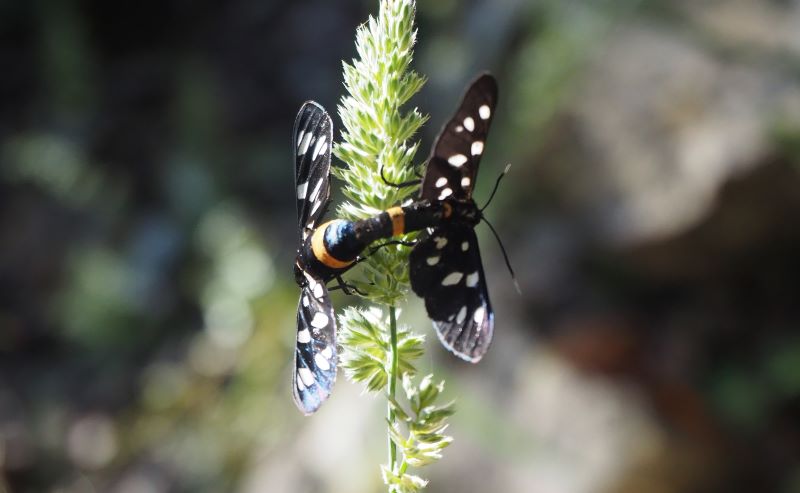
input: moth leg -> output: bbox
[330,275,368,296]
[380,164,422,189]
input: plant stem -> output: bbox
[388,304,399,473]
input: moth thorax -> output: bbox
[450,200,481,226]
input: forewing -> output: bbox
[294,101,333,243]
[420,73,498,201]
[292,273,337,415]
[409,224,494,362]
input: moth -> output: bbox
[409,73,500,363]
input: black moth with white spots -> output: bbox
[410,73,498,362]
[292,101,337,415]
[290,74,503,413]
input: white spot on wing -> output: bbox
[438,188,453,200]
[297,329,311,344]
[471,141,484,156]
[466,271,479,288]
[315,353,331,371]
[298,367,315,387]
[473,306,486,324]
[307,180,325,216]
[441,272,463,286]
[309,178,324,201]
[456,305,467,324]
[479,104,491,120]
[298,132,312,155]
[302,295,309,307]
[297,181,308,199]
[296,131,305,149]
[296,376,305,391]
[310,312,329,329]
[321,346,333,359]
[463,116,475,132]
[308,279,324,300]
[312,136,328,160]
[310,199,322,216]
[461,177,471,188]
[455,125,464,133]
[448,154,468,167]
[434,237,448,249]
[435,177,448,188]
[461,241,469,251]
[426,256,440,266]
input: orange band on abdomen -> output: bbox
[311,220,355,269]
[386,206,405,236]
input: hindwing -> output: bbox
[409,224,494,362]
[292,272,337,415]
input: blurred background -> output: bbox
[2,0,800,492]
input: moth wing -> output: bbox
[409,224,494,362]
[294,101,334,243]
[420,74,498,201]
[292,274,337,415]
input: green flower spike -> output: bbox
[332,1,455,491]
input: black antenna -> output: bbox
[480,163,511,212]
[482,216,522,295]
[480,163,520,294]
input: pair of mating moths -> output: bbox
[292,74,500,415]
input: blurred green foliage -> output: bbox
[1,1,800,492]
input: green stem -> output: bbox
[388,305,399,474]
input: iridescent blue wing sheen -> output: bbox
[409,224,494,362]
[292,273,337,415]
